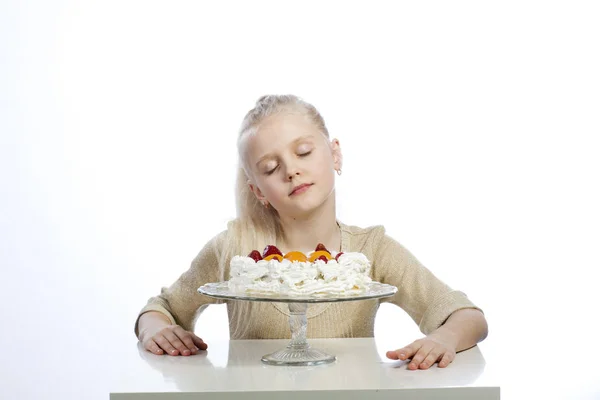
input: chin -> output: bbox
[291,200,333,219]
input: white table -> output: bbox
[110,338,499,399]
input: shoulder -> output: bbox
[339,220,386,237]
[338,221,388,255]
[339,220,414,261]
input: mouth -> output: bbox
[289,183,313,196]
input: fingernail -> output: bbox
[193,346,199,351]
[171,350,177,355]
[399,353,406,359]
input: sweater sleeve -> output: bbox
[134,230,227,336]
[371,230,482,335]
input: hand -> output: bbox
[386,335,457,370]
[140,324,208,356]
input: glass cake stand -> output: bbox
[197,282,397,366]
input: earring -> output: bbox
[336,169,342,176]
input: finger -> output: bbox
[154,334,179,356]
[164,330,191,356]
[419,347,444,370]
[173,327,200,355]
[386,349,410,360]
[191,333,208,351]
[144,338,164,355]
[408,343,434,370]
[438,352,454,368]
[387,341,421,361]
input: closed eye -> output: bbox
[265,151,311,175]
[265,165,278,175]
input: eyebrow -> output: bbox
[255,135,314,168]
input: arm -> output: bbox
[387,308,488,370]
[430,308,488,353]
[370,232,487,369]
[137,310,209,356]
[138,310,172,335]
[135,231,227,355]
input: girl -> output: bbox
[135,95,488,370]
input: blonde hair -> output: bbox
[216,96,330,272]
[240,96,328,219]
[214,95,331,338]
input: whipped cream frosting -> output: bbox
[228,252,372,295]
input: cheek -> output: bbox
[312,151,335,173]
[306,156,335,190]
[257,177,284,198]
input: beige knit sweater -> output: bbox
[135,221,481,339]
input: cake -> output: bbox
[227,243,373,295]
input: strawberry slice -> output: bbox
[317,255,329,262]
[262,245,283,258]
[335,252,344,261]
[248,250,262,262]
[315,243,330,254]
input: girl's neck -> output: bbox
[276,202,341,255]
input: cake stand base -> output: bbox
[261,347,336,366]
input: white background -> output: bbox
[1,1,599,399]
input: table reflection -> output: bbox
[136,338,487,392]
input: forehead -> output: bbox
[246,113,322,157]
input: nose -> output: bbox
[285,162,301,181]
[287,171,300,181]
[284,157,302,181]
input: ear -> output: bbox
[247,180,267,202]
[330,138,343,171]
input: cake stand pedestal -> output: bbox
[198,282,397,366]
[261,302,334,366]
